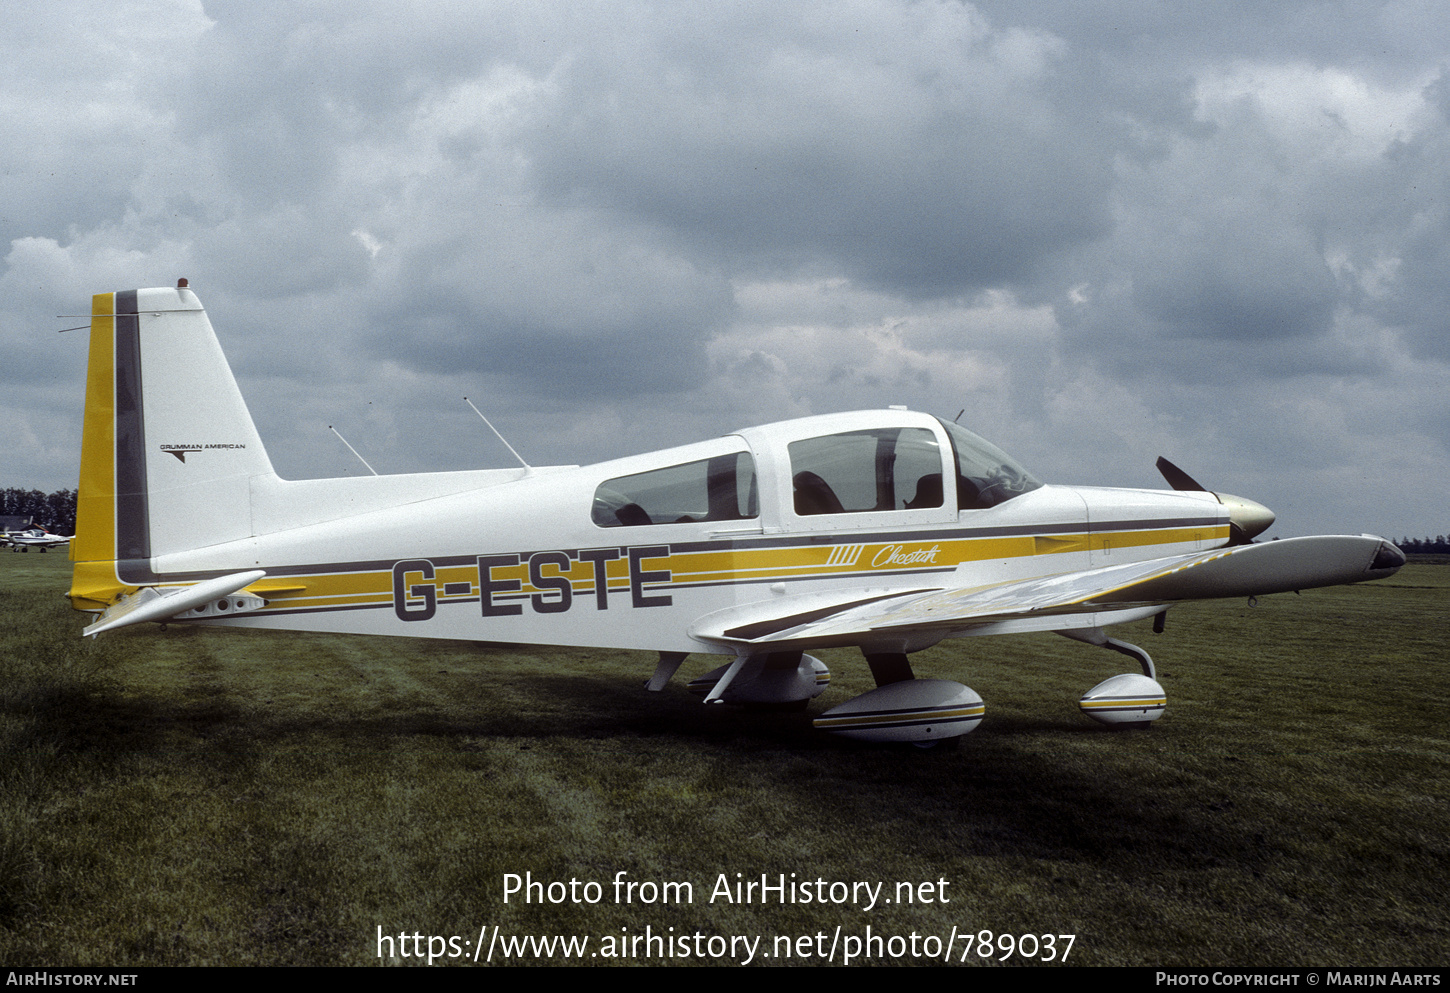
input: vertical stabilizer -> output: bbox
[70,286,274,608]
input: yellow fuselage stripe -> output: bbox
[72,488,1224,615]
[252,525,1220,609]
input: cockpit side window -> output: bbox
[592,452,758,527]
[787,428,944,516]
[938,419,1043,509]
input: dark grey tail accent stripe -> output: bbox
[113,289,150,564]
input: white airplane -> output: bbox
[6,527,72,552]
[67,283,1406,745]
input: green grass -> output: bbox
[2,554,1446,966]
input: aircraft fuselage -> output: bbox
[114,410,1229,655]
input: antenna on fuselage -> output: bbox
[328,425,378,476]
[464,397,532,471]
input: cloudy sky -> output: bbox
[4,0,1447,540]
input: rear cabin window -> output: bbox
[788,428,945,516]
[592,452,759,527]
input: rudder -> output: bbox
[70,284,274,609]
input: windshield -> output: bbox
[937,419,1043,509]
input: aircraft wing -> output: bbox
[689,534,1404,650]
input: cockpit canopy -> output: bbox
[937,418,1043,509]
[788,420,1041,515]
[788,427,943,515]
[590,412,1042,527]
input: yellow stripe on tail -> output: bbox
[69,293,128,610]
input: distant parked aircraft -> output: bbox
[5,526,72,552]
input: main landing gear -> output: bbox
[654,616,1169,743]
[663,647,983,746]
[655,650,830,709]
[812,652,983,746]
[807,623,1169,744]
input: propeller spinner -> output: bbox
[1156,457,1276,545]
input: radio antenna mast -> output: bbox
[464,397,532,471]
[329,425,378,475]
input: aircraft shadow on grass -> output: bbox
[22,637,1277,872]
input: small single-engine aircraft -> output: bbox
[68,283,1405,745]
[6,526,72,552]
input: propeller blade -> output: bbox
[1155,457,1275,544]
[1156,456,1207,492]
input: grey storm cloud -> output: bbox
[2,0,1448,538]
[518,2,1117,296]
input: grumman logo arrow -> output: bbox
[159,443,247,463]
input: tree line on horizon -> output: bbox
[1,488,77,535]
[1394,535,1450,555]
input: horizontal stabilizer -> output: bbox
[83,570,267,638]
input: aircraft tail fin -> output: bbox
[70,285,275,609]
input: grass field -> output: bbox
[2,552,1446,966]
